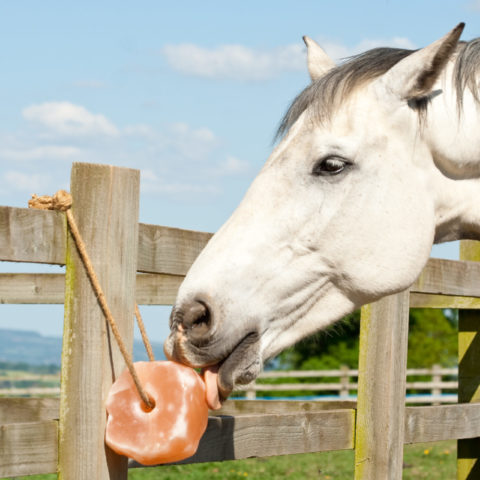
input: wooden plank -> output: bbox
[0,273,65,303]
[258,369,360,378]
[410,293,480,309]
[240,383,358,391]
[215,399,357,416]
[129,409,355,468]
[405,403,480,444]
[0,206,66,264]
[58,163,140,480]
[0,397,59,424]
[412,257,480,297]
[0,272,183,305]
[136,273,183,304]
[458,240,480,480]
[0,205,211,275]
[137,223,212,275]
[354,290,410,480]
[0,387,59,395]
[0,420,57,477]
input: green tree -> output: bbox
[274,309,457,370]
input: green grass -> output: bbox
[3,441,457,480]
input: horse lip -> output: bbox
[166,329,261,403]
[215,330,262,399]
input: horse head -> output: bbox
[164,24,480,409]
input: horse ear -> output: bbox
[303,36,335,81]
[378,23,464,100]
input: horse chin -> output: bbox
[214,330,262,401]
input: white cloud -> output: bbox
[211,156,249,176]
[162,37,416,80]
[162,43,304,81]
[140,169,220,195]
[22,102,119,137]
[4,170,51,192]
[0,145,81,161]
[0,101,249,204]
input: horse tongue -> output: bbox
[203,365,222,410]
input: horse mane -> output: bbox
[276,38,480,140]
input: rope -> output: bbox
[135,304,155,362]
[29,190,154,409]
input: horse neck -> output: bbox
[425,61,480,179]
[427,62,480,243]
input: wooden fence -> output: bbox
[0,366,459,404]
[1,162,480,479]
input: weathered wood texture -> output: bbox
[457,240,480,480]
[0,272,183,305]
[410,293,480,309]
[58,163,140,480]
[3,401,480,476]
[0,420,58,477]
[411,257,480,297]
[354,290,410,480]
[0,397,59,424]
[405,403,480,444]
[0,273,65,303]
[0,205,211,276]
[137,223,212,274]
[0,206,66,264]
[129,409,356,468]
[216,400,357,416]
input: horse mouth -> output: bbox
[165,330,261,410]
[203,331,261,409]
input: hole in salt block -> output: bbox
[140,395,156,413]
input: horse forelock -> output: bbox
[275,38,480,141]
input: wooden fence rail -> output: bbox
[0,366,459,403]
[1,162,480,479]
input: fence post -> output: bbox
[457,240,480,479]
[340,365,350,398]
[431,364,441,406]
[354,290,410,480]
[58,163,140,480]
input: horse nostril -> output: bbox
[180,300,212,343]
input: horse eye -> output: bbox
[312,157,348,176]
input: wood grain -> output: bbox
[457,240,480,480]
[411,257,480,297]
[128,409,355,468]
[405,403,480,444]
[137,223,212,275]
[354,290,410,480]
[0,420,57,477]
[0,398,59,424]
[58,163,139,480]
[0,206,66,265]
[0,272,183,305]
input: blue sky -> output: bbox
[1,0,479,344]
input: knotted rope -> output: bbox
[29,190,155,408]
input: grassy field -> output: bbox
[4,440,456,479]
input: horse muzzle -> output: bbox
[164,299,262,408]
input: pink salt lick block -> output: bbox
[105,361,209,465]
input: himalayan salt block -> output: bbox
[105,361,209,465]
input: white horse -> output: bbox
[164,23,480,409]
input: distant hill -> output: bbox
[0,329,166,366]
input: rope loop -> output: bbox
[29,190,154,408]
[29,190,73,212]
